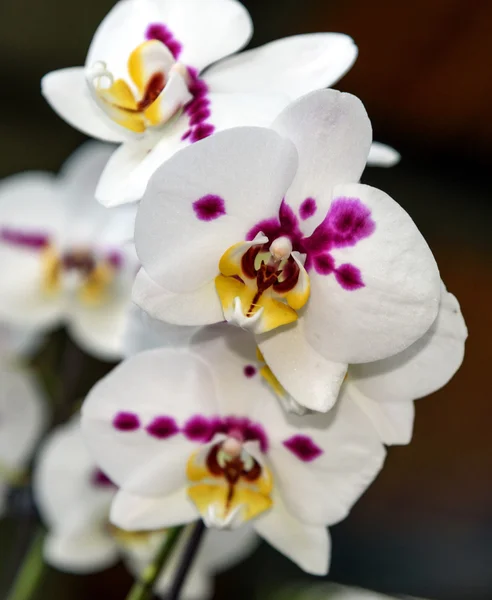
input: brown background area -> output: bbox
[0,0,491,599]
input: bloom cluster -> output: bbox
[0,0,467,597]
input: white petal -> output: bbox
[42,68,127,143]
[81,348,219,496]
[96,91,288,206]
[305,183,441,364]
[345,383,415,446]
[123,304,200,357]
[205,33,357,99]
[264,394,386,526]
[272,89,372,229]
[33,419,114,532]
[135,127,297,292]
[198,526,259,573]
[44,531,119,574]
[367,142,401,168]
[0,368,47,471]
[0,323,44,361]
[254,495,330,575]
[349,286,466,402]
[257,319,347,412]
[110,488,197,530]
[132,268,223,326]
[87,0,252,75]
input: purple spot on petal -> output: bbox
[106,250,123,269]
[190,123,215,142]
[283,435,323,462]
[299,197,317,220]
[326,197,375,247]
[243,365,257,378]
[193,194,226,221]
[0,227,50,250]
[146,416,179,439]
[335,264,365,290]
[189,108,211,126]
[181,129,192,141]
[113,412,140,431]
[244,422,269,453]
[145,23,182,59]
[91,469,116,489]
[313,253,335,275]
[183,415,215,442]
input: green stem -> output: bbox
[125,526,184,600]
[6,529,45,600]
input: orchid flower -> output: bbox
[133,89,441,413]
[34,418,258,597]
[0,142,138,361]
[81,326,386,575]
[41,0,393,207]
[0,326,47,516]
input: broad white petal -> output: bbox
[349,286,466,402]
[81,348,219,496]
[111,488,197,530]
[42,68,127,143]
[96,91,288,206]
[272,89,371,229]
[257,318,347,412]
[135,127,297,292]
[305,183,441,364]
[87,0,252,75]
[345,383,415,446]
[367,142,401,168]
[254,496,330,575]
[44,531,119,574]
[206,33,357,98]
[132,268,223,326]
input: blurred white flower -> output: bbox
[81,326,386,575]
[34,418,258,597]
[133,89,441,413]
[0,142,138,361]
[40,0,398,207]
[0,329,47,515]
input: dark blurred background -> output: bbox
[0,0,491,598]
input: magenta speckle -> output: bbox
[189,109,211,126]
[313,253,335,275]
[299,197,317,220]
[193,195,226,221]
[113,412,140,432]
[181,129,192,141]
[283,435,323,462]
[335,264,364,290]
[146,416,179,439]
[183,415,215,442]
[244,422,268,453]
[190,123,215,142]
[244,365,257,378]
[326,197,375,247]
[0,227,50,250]
[106,250,123,269]
[91,469,116,489]
[145,23,182,59]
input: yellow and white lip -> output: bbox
[215,236,311,335]
[186,441,273,529]
[40,247,117,307]
[87,40,192,134]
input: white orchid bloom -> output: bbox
[81,326,386,575]
[0,142,138,361]
[0,328,47,516]
[40,0,398,207]
[132,89,441,413]
[34,419,258,597]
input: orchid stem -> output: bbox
[125,526,184,600]
[167,521,206,600]
[5,528,45,600]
